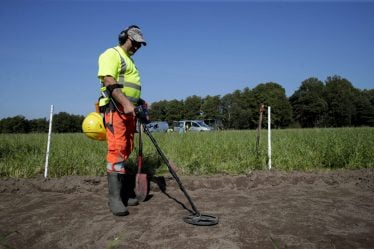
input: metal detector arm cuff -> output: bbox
[135,105,150,124]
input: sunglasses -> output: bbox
[130,39,142,48]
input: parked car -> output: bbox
[173,120,212,132]
[204,119,224,130]
[146,121,169,133]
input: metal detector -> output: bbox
[142,125,219,226]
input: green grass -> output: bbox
[1,128,373,178]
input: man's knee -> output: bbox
[106,161,126,174]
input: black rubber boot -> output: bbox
[120,174,139,206]
[107,173,129,216]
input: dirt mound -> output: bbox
[1,169,374,248]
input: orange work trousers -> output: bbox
[104,110,136,173]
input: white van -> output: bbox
[146,121,169,133]
[173,120,212,132]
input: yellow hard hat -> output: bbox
[82,112,106,141]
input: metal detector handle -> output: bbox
[137,122,143,173]
[143,125,200,215]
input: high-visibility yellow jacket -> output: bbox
[97,46,141,104]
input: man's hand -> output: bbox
[112,88,135,115]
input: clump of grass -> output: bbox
[270,236,288,249]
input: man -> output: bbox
[97,25,147,216]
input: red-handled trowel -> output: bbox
[135,123,148,202]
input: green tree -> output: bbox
[53,112,84,133]
[149,100,168,121]
[252,82,293,128]
[201,95,222,120]
[222,90,244,129]
[165,99,184,123]
[28,118,49,132]
[184,95,202,120]
[220,93,234,128]
[220,88,258,129]
[0,115,29,133]
[324,75,355,127]
[289,77,327,127]
[363,89,374,106]
[241,87,257,129]
[352,89,374,126]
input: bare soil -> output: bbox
[1,169,374,249]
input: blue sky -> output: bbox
[0,0,373,119]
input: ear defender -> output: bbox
[118,30,127,45]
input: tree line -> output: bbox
[1,75,373,133]
[0,112,84,133]
[150,75,374,129]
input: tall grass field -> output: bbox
[1,128,373,178]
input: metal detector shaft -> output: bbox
[143,125,200,215]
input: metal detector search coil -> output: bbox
[143,125,219,226]
[183,214,219,226]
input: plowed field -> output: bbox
[1,169,373,249]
